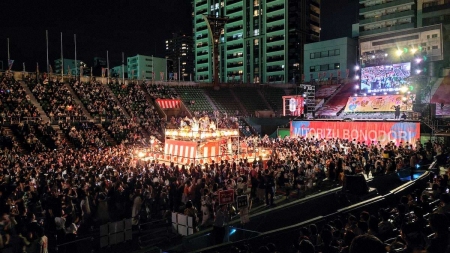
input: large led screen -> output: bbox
[360,62,411,92]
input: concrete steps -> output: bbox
[63,83,94,121]
[2,126,25,153]
[19,81,50,122]
[103,83,131,119]
[229,89,248,116]
[96,124,117,146]
[51,125,75,149]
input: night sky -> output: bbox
[0,0,355,71]
[0,0,192,70]
[320,0,359,41]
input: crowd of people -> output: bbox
[234,184,450,253]
[27,78,85,123]
[0,128,447,253]
[360,63,410,91]
[0,74,40,123]
[1,72,450,253]
[13,121,59,152]
[71,80,126,120]
[109,81,165,142]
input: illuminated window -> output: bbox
[254,0,259,6]
[254,39,259,45]
[254,10,259,16]
[254,29,259,36]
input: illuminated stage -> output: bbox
[137,126,272,165]
[163,127,239,164]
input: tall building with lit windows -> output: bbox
[193,0,320,84]
[165,33,195,81]
[357,0,449,77]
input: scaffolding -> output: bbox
[301,84,316,117]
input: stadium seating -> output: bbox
[315,83,342,99]
[28,79,86,122]
[174,86,213,112]
[260,87,285,113]
[238,118,254,136]
[431,76,450,116]
[204,88,242,115]
[0,75,40,123]
[72,80,126,120]
[59,121,110,148]
[232,87,269,114]
[144,82,178,99]
[316,82,355,117]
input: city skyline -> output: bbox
[0,0,349,72]
[0,0,192,70]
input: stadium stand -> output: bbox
[260,87,285,113]
[1,70,448,253]
[316,82,356,117]
[0,75,40,123]
[431,76,450,116]
[204,88,242,115]
[232,87,270,114]
[174,86,214,112]
[27,78,86,122]
[72,80,127,120]
[315,83,342,99]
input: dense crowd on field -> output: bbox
[0,72,450,253]
[1,128,448,252]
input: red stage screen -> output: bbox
[290,121,420,146]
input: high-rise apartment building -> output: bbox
[126,55,166,81]
[417,0,450,30]
[54,58,83,75]
[357,0,449,76]
[165,33,195,81]
[358,0,417,37]
[193,0,320,84]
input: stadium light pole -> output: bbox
[7,38,10,66]
[203,14,228,88]
[122,52,125,84]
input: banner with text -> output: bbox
[290,121,420,146]
[218,189,235,205]
[344,94,414,113]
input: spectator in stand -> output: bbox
[427,213,450,253]
[436,193,450,214]
[349,234,386,253]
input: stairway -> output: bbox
[202,91,218,111]
[19,81,50,122]
[256,89,274,111]
[97,124,117,146]
[63,83,94,121]
[51,125,74,149]
[103,84,131,119]
[229,89,248,115]
[2,127,25,153]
